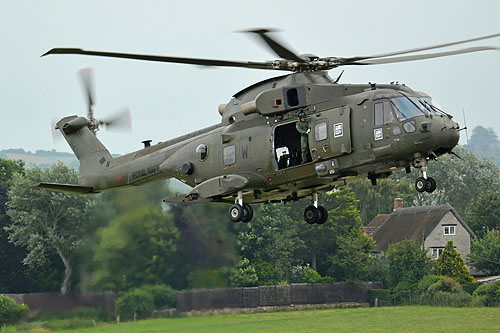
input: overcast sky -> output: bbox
[1,0,499,155]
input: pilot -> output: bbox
[296,111,310,163]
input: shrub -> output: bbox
[422,291,473,307]
[138,285,176,309]
[63,306,114,322]
[462,281,480,295]
[416,275,442,295]
[253,260,275,285]
[434,241,472,284]
[427,277,463,295]
[229,258,258,287]
[114,289,155,321]
[0,295,29,327]
[473,280,500,306]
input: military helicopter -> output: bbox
[38,29,500,223]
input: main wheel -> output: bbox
[229,204,243,222]
[415,177,427,193]
[425,177,437,193]
[241,204,254,223]
[304,205,319,224]
[317,206,328,224]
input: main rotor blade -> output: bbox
[242,28,304,62]
[343,32,500,63]
[42,48,277,70]
[100,108,132,131]
[345,46,499,66]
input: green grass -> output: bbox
[14,306,494,333]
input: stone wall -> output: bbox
[176,282,382,312]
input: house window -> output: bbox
[432,248,444,258]
[443,225,456,235]
[223,145,236,166]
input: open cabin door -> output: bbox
[309,105,352,161]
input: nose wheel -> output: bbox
[304,193,328,224]
[413,156,437,193]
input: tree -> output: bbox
[6,162,92,294]
[238,204,304,282]
[466,190,500,237]
[91,205,179,291]
[434,241,472,284]
[386,240,432,290]
[348,177,415,225]
[327,227,375,281]
[468,229,500,275]
[296,187,365,276]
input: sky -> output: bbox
[1,0,499,155]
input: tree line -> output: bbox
[1,129,500,295]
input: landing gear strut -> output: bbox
[304,193,328,224]
[413,156,437,193]
[229,191,254,223]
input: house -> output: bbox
[364,199,475,261]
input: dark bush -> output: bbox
[0,295,29,327]
[427,277,463,294]
[462,281,480,295]
[415,275,442,295]
[368,289,391,305]
[473,280,500,306]
[114,289,155,321]
[137,284,176,308]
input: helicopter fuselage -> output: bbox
[64,71,459,206]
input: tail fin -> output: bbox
[56,116,113,181]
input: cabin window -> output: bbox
[444,225,456,235]
[315,122,328,141]
[196,144,208,161]
[223,145,236,166]
[392,126,401,136]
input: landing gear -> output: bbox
[229,191,254,223]
[413,155,437,193]
[304,193,328,224]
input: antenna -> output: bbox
[462,108,470,147]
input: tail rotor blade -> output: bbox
[79,68,95,118]
[100,108,132,131]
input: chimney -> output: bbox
[394,198,404,211]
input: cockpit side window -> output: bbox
[391,96,425,120]
[374,101,396,126]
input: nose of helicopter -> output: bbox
[432,117,460,149]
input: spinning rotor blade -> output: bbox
[342,32,500,63]
[344,46,500,66]
[43,48,276,70]
[79,68,95,118]
[241,28,304,62]
[99,108,132,131]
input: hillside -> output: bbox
[0,149,79,169]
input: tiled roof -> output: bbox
[364,214,390,236]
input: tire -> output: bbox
[317,206,328,224]
[415,177,427,193]
[425,177,437,193]
[229,204,243,222]
[304,205,319,224]
[241,204,254,223]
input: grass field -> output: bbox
[24,306,496,332]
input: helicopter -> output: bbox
[37,29,500,223]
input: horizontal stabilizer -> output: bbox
[35,183,98,194]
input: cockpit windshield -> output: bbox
[391,96,425,120]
